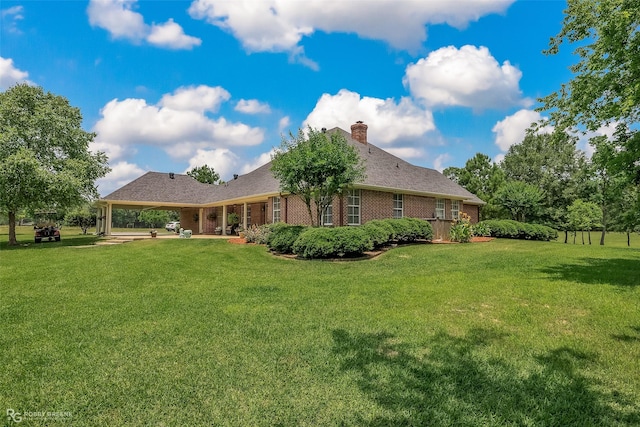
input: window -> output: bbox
[451,200,460,220]
[322,203,333,226]
[247,205,252,226]
[273,197,281,223]
[435,198,445,219]
[393,194,403,219]
[347,190,361,225]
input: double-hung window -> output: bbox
[273,197,281,223]
[347,190,361,225]
[393,194,403,219]
[451,200,460,220]
[435,198,445,219]
[322,203,333,226]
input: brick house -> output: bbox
[97,122,484,239]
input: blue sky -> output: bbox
[0,0,604,196]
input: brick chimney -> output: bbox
[350,121,368,145]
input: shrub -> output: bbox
[476,220,557,241]
[364,220,396,242]
[292,227,373,259]
[385,218,433,242]
[243,224,272,244]
[471,222,491,237]
[361,222,392,248]
[450,213,472,243]
[266,224,307,254]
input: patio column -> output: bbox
[243,202,248,229]
[95,207,102,234]
[198,208,203,234]
[105,203,113,236]
[222,205,227,236]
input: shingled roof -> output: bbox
[102,126,484,206]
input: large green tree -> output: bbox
[501,132,588,227]
[271,127,366,227]
[494,181,544,223]
[443,153,505,219]
[187,164,220,184]
[540,0,640,187]
[0,84,109,245]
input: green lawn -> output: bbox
[1,226,639,426]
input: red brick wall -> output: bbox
[462,204,480,223]
[267,191,480,227]
[179,208,199,232]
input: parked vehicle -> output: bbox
[34,224,61,243]
[165,221,180,232]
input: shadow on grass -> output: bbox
[0,234,101,251]
[539,258,640,288]
[613,326,640,343]
[332,328,639,426]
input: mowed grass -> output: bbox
[1,226,639,426]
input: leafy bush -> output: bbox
[450,213,472,243]
[471,222,491,237]
[385,218,433,242]
[364,220,396,243]
[266,224,307,254]
[476,220,557,241]
[360,222,392,248]
[293,227,373,259]
[243,224,272,244]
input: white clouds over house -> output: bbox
[90,85,265,191]
[492,109,553,152]
[87,0,201,50]
[404,45,530,111]
[188,0,514,66]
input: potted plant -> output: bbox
[227,212,240,235]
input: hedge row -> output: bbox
[263,218,434,258]
[477,219,557,241]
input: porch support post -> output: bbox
[95,207,102,234]
[198,208,204,234]
[222,205,228,236]
[105,203,113,236]
[243,202,248,229]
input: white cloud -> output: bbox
[385,147,425,159]
[433,153,452,172]
[185,148,239,181]
[304,89,436,145]
[159,85,230,112]
[87,0,147,41]
[404,45,530,110]
[278,116,291,133]
[0,56,32,90]
[492,109,553,152]
[87,0,201,50]
[235,99,271,114]
[92,85,264,163]
[97,160,146,196]
[188,0,514,60]
[2,5,24,34]
[148,19,202,50]
[240,149,276,174]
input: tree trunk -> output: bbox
[588,230,592,245]
[8,211,18,246]
[581,230,584,245]
[573,231,576,244]
[564,230,568,244]
[600,202,607,245]
[628,232,631,247]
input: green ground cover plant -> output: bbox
[1,226,639,425]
